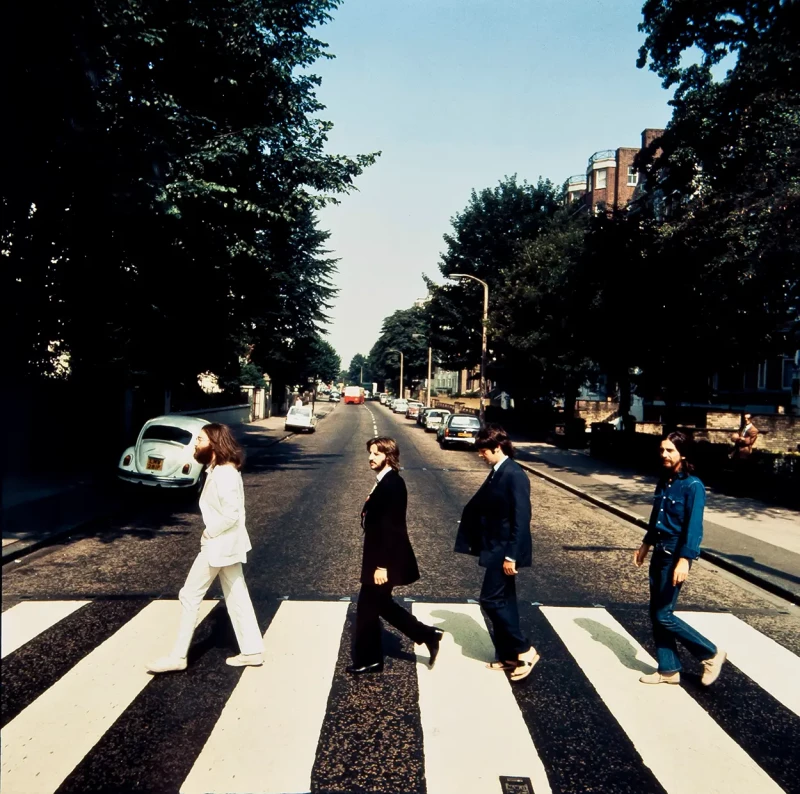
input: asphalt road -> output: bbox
[3,401,800,794]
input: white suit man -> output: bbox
[147,423,263,673]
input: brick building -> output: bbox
[565,128,664,214]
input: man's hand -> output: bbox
[633,543,650,567]
[503,560,517,576]
[672,558,690,586]
[374,567,388,585]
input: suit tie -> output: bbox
[485,468,495,486]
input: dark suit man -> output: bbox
[455,423,539,681]
[347,436,443,675]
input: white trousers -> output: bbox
[173,551,263,658]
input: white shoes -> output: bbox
[226,653,264,667]
[146,656,187,674]
[639,670,680,685]
[701,650,727,686]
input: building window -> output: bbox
[783,357,795,390]
[627,166,638,186]
[595,169,607,189]
[757,360,767,390]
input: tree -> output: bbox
[2,0,378,402]
[634,0,800,401]
[425,176,562,381]
[366,308,428,395]
[346,354,369,385]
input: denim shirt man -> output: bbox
[642,472,706,559]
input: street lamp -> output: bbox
[386,348,404,399]
[412,333,433,408]
[448,273,489,423]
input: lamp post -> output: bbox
[448,273,489,423]
[387,349,404,399]
[412,333,433,407]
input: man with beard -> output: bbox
[147,423,263,673]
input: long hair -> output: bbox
[664,430,694,475]
[475,423,515,458]
[366,436,400,471]
[205,423,245,470]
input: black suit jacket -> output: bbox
[454,458,532,569]
[360,469,421,586]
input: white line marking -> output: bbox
[413,603,552,794]
[541,606,783,794]
[677,611,800,719]
[1,600,216,794]
[2,601,89,658]
[181,600,349,794]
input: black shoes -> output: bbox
[346,661,384,675]
[425,628,445,668]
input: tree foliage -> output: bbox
[366,308,429,394]
[635,0,800,396]
[3,0,377,398]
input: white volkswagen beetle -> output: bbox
[284,405,317,433]
[118,415,209,489]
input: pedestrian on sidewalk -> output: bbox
[147,423,263,673]
[634,431,726,686]
[455,423,539,682]
[348,437,443,675]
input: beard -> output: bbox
[194,445,213,465]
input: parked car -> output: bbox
[285,405,317,433]
[424,409,451,432]
[405,401,424,420]
[437,413,482,447]
[392,399,409,414]
[378,393,388,405]
[118,415,209,490]
[329,391,341,402]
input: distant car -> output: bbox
[392,399,409,414]
[437,413,482,447]
[285,405,317,433]
[378,393,388,405]
[329,391,340,402]
[405,401,424,420]
[118,415,209,490]
[424,409,451,432]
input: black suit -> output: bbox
[353,468,435,666]
[455,457,532,660]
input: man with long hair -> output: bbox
[348,437,443,674]
[634,431,726,686]
[455,423,539,682]
[147,423,263,673]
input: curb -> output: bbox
[1,419,327,566]
[517,460,800,606]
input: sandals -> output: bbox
[509,650,541,682]
[486,660,516,671]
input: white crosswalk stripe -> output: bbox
[541,606,783,794]
[1,599,797,794]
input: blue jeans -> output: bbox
[649,545,717,673]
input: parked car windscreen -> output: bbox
[449,415,481,428]
[290,407,312,416]
[142,425,193,445]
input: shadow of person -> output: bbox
[574,617,652,674]
[428,608,495,664]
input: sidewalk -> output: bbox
[1,405,335,563]
[513,440,800,604]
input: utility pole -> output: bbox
[448,273,489,423]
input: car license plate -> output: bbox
[457,432,472,437]
[146,457,163,471]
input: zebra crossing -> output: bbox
[2,597,799,794]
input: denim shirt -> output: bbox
[643,472,706,559]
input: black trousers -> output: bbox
[353,583,435,665]
[479,566,530,660]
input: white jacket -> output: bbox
[199,464,252,567]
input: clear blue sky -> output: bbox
[313,0,674,370]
